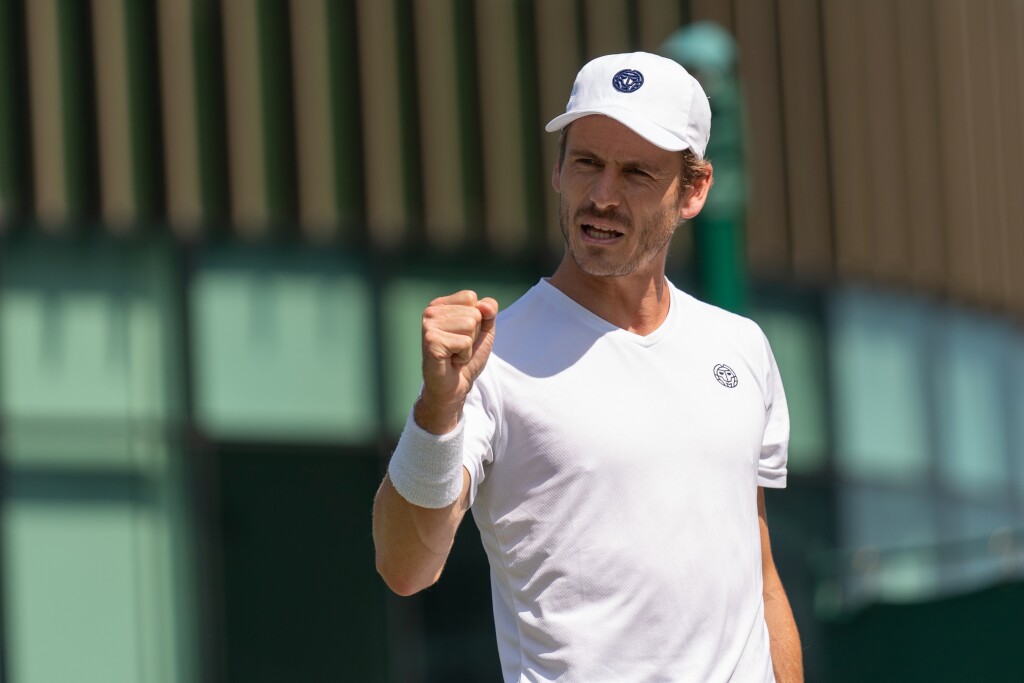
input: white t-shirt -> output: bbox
[460,279,789,683]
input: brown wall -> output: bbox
[1,0,1021,315]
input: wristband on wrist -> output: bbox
[387,409,465,508]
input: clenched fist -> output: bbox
[415,290,499,435]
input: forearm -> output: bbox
[758,488,803,682]
[372,471,469,596]
[763,576,803,683]
[373,290,496,596]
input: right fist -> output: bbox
[416,290,499,434]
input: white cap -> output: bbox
[545,52,711,158]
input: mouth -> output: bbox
[580,223,624,243]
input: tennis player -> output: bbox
[373,51,803,682]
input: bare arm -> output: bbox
[372,468,471,596]
[759,487,804,683]
[372,291,498,596]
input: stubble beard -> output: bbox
[559,198,679,278]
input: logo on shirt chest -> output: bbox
[713,363,739,388]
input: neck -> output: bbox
[547,256,672,336]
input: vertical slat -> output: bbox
[776,0,832,278]
[193,0,230,228]
[57,0,97,221]
[934,0,983,303]
[734,0,790,274]
[92,0,135,229]
[290,0,336,240]
[475,0,529,253]
[325,0,364,238]
[821,0,869,278]
[124,0,163,221]
[222,0,268,235]
[691,0,735,33]
[25,0,67,226]
[535,0,581,251]
[158,0,203,234]
[0,0,28,227]
[862,0,910,284]
[412,0,466,248]
[637,1,685,52]
[256,0,296,226]
[356,0,409,245]
[1003,0,1024,315]
[896,0,946,292]
[585,0,632,58]
[970,0,1010,309]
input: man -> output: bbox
[373,51,803,682]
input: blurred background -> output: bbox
[0,0,1022,681]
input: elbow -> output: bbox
[375,555,435,597]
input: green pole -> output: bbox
[661,22,748,314]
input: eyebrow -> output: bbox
[567,146,654,171]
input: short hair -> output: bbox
[557,126,712,190]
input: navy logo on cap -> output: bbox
[612,69,644,93]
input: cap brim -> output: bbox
[544,108,688,152]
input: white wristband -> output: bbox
[387,410,465,509]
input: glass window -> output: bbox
[0,238,195,683]
[191,247,376,442]
[932,310,1013,499]
[828,287,932,483]
[0,240,179,468]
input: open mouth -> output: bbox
[581,224,624,241]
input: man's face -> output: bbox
[553,116,698,279]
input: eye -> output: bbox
[626,166,651,177]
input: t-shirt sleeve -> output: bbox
[460,367,502,506]
[758,332,789,488]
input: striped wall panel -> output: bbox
[290,0,337,241]
[734,0,791,276]
[964,0,1006,307]
[862,0,911,285]
[222,0,268,235]
[0,0,1022,315]
[584,0,632,58]
[92,0,135,229]
[476,0,531,254]
[823,0,876,279]
[776,0,833,280]
[637,1,687,52]
[534,0,580,250]
[691,0,735,32]
[25,0,68,228]
[158,0,204,234]
[356,0,411,246]
[896,0,946,292]
[1000,1,1024,311]
[0,0,28,227]
[412,0,467,248]
[935,0,985,303]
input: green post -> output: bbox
[661,22,748,314]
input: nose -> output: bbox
[589,167,623,210]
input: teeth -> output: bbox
[584,225,620,239]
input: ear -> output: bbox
[551,160,562,193]
[677,164,713,221]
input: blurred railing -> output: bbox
[813,526,1024,618]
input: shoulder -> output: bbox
[491,281,569,351]
[670,281,766,344]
